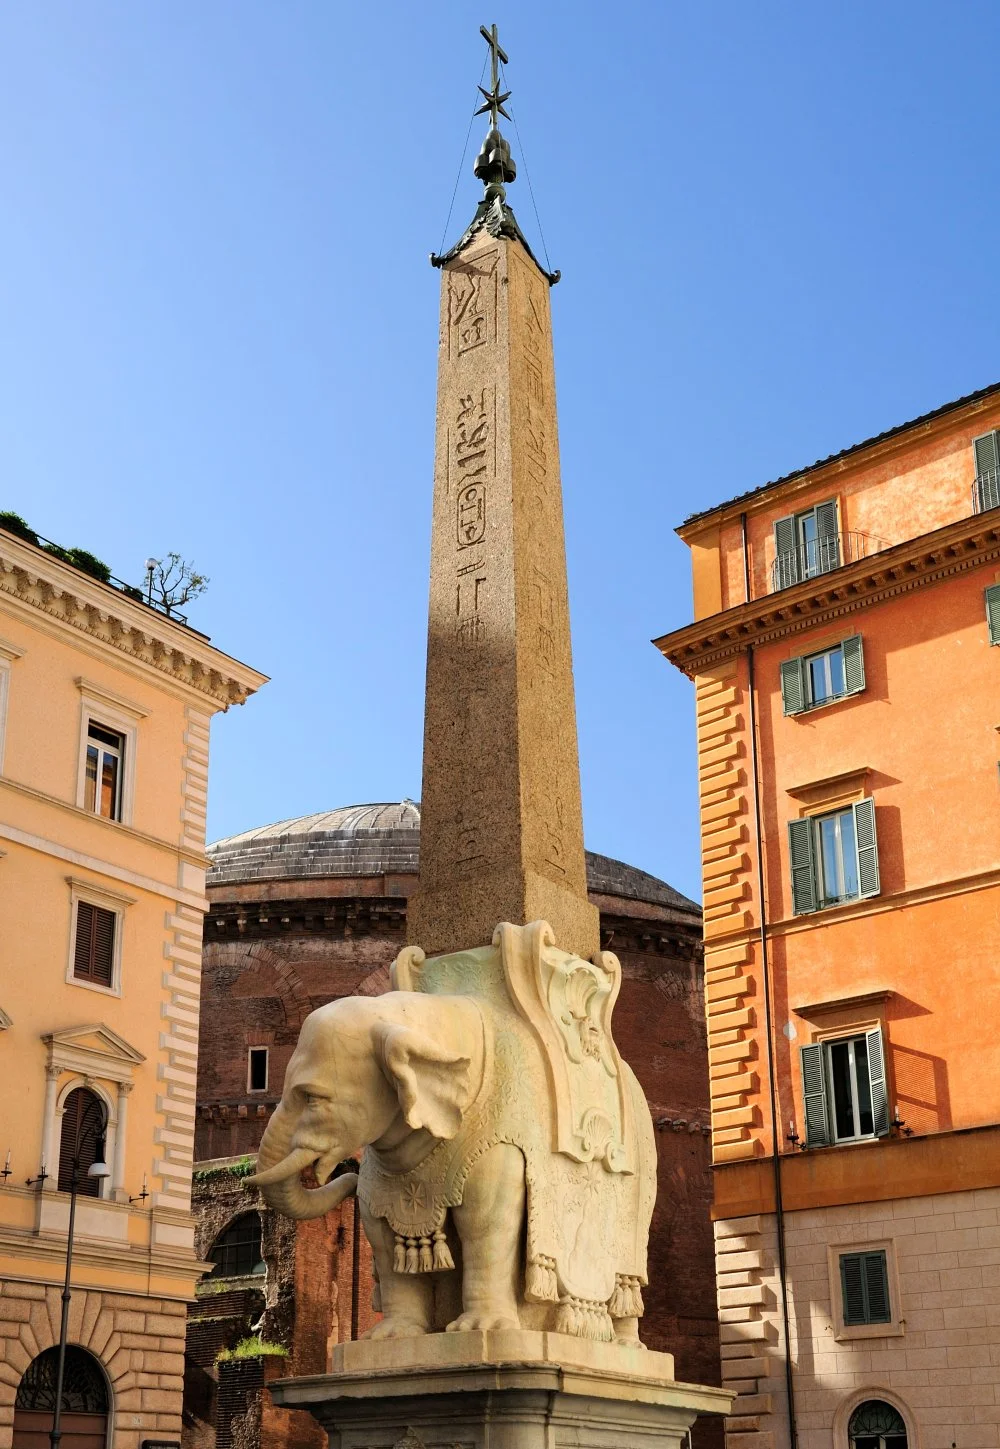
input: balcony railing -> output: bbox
[771,531,887,594]
[973,470,1000,514]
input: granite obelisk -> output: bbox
[410,32,600,962]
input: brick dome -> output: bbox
[207,801,698,917]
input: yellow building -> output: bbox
[0,524,265,1449]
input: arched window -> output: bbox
[849,1400,908,1449]
[208,1212,265,1278]
[57,1088,107,1197]
[15,1347,108,1413]
[14,1346,109,1449]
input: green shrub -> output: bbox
[216,1336,287,1363]
[65,547,112,583]
[0,512,39,545]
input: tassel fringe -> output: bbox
[554,1295,614,1342]
[525,1253,558,1302]
[431,1228,455,1271]
[608,1275,645,1320]
[392,1225,455,1274]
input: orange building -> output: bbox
[655,382,1000,1449]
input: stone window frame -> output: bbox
[65,876,136,999]
[74,678,148,827]
[247,1046,269,1094]
[40,1024,145,1205]
[833,1385,920,1449]
[0,634,25,775]
[826,1238,905,1342]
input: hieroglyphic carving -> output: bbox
[448,253,498,359]
[450,389,495,648]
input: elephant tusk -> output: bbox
[247,1145,319,1187]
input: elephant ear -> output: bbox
[374,1023,472,1141]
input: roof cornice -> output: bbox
[655,508,1000,674]
[677,383,1000,539]
[0,534,267,709]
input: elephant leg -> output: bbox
[447,1142,524,1332]
[358,1202,433,1339]
[612,1315,643,1346]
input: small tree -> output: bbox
[147,553,209,615]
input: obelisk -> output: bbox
[409,26,600,962]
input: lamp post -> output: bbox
[145,558,157,607]
[49,1097,111,1449]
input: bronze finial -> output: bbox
[431,22,558,284]
[475,24,512,127]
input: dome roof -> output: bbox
[207,801,698,916]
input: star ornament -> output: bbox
[476,84,512,122]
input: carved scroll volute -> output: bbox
[390,945,426,993]
[495,920,632,1172]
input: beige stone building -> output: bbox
[0,521,264,1449]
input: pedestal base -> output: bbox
[269,1331,732,1449]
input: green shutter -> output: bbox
[866,1026,890,1137]
[842,635,865,694]
[774,515,799,588]
[815,499,841,571]
[974,433,1000,510]
[853,798,880,898]
[863,1250,892,1322]
[986,585,1000,646]
[840,1253,867,1325]
[780,657,808,715]
[974,430,1000,477]
[788,817,818,914]
[800,1043,830,1148]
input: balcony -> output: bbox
[771,531,886,593]
[973,470,1000,514]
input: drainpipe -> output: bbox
[745,640,798,1448]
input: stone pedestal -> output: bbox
[269,1331,731,1449]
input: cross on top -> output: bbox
[476,22,512,127]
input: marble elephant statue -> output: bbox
[248,921,656,1343]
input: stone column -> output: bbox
[112,1081,132,1201]
[39,1064,61,1191]
[410,231,600,962]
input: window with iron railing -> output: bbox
[771,500,884,593]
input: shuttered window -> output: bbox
[788,800,880,913]
[840,1250,892,1325]
[974,431,1000,512]
[986,584,1000,646]
[780,636,866,715]
[773,499,841,590]
[73,901,116,987]
[799,1027,890,1148]
[57,1087,106,1197]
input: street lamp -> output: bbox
[145,558,157,607]
[49,1097,110,1449]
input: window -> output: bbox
[84,723,124,821]
[986,584,1000,645]
[248,1047,268,1092]
[788,799,879,914]
[72,901,116,987]
[773,500,840,589]
[800,1028,890,1147]
[974,431,1000,512]
[848,1400,907,1449]
[840,1250,891,1326]
[57,1087,107,1197]
[781,635,865,714]
[209,1213,265,1278]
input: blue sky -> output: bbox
[2,3,998,902]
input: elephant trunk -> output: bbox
[247,1106,358,1220]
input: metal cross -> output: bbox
[476,22,511,125]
